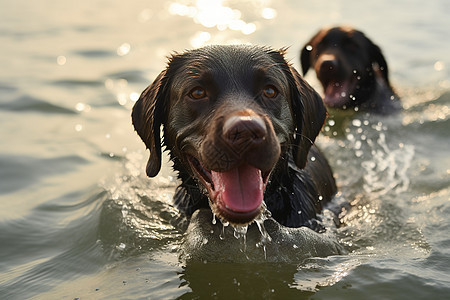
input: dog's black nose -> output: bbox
[320,59,338,73]
[223,113,267,147]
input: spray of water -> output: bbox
[211,202,274,258]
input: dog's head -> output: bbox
[300,26,390,109]
[132,45,326,225]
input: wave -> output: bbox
[0,94,76,114]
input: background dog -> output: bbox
[301,26,401,114]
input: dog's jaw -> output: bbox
[187,154,270,225]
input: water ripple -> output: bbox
[0,95,76,114]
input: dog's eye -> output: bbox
[189,87,207,100]
[263,85,278,98]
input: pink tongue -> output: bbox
[324,81,350,107]
[211,164,263,213]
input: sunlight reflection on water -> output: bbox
[168,0,276,47]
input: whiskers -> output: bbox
[293,131,315,145]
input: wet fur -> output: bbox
[132,45,336,229]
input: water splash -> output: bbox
[233,225,248,240]
[362,132,415,197]
[339,117,415,198]
[255,218,272,260]
[221,203,273,259]
[233,225,248,252]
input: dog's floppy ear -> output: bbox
[300,29,325,76]
[366,38,390,84]
[132,70,168,177]
[270,49,327,169]
[300,42,313,76]
[289,67,327,169]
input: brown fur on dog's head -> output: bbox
[132,45,327,177]
[132,45,331,225]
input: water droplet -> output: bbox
[56,55,66,65]
[434,61,445,71]
[263,206,272,219]
[138,9,153,23]
[261,7,277,19]
[117,43,131,56]
[233,225,248,240]
[242,23,257,35]
[310,156,316,162]
[130,92,139,102]
[352,119,362,127]
[255,219,272,244]
[74,124,83,132]
[121,205,128,217]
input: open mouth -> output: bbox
[322,78,357,108]
[187,155,270,225]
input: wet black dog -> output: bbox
[132,45,336,230]
[301,26,400,114]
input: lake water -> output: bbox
[1,0,449,299]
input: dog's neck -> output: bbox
[263,154,324,229]
[358,76,401,114]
